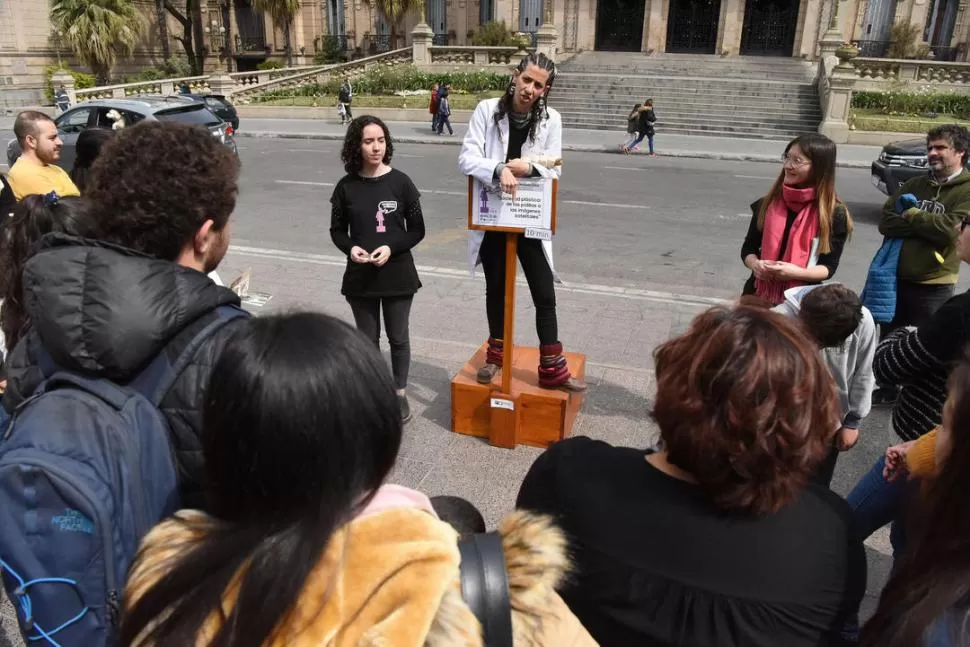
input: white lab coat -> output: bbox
[458,98,562,280]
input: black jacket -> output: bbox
[2,234,247,508]
[0,174,14,217]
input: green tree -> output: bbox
[373,0,421,51]
[253,0,301,66]
[49,0,143,84]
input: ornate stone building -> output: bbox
[1,0,966,107]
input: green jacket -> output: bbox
[879,171,970,283]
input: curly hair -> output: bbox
[340,116,393,175]
[652,305,839,516]
[70,127,116,194]
[85,121,239,262]
[799,284,863,349]
[928,124,970,164]
[0,195,99,351]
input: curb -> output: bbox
[235,130,873,168]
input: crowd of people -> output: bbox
[0,50,968,647]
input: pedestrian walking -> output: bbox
[429,81,440,132]
[740,133,853,305]
[622,99,656,156]
[623,102,642,151]
[436,83,453,135]
[870,125,970,405]
[54,84,70,113]
[330,116,426,423]
[339,77,353,123]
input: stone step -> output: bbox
[551,98,822,115]
[559,67,814,81]
[554,79,818,96]
[560,110,820,130]
[554,85,817,100]
[563,118,809,140]
[556,72,816,87]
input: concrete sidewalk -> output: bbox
[236,117,884,168]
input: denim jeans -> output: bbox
[841,454,913,641]
[626,132,655,153]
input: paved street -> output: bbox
[2,132,965,643]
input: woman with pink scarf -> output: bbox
[741,134,854,305]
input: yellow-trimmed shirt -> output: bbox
[7,157,80,201]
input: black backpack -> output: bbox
[458,532,513,647]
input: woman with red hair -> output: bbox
[517,305,866,646]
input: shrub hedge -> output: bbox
[852,90,970,117]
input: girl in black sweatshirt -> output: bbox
[330,116,426,423]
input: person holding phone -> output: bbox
[331,116,425,423]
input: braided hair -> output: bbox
[494,52,557,143]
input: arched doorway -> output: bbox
[595,0,646,51]
[740,0,797,55]
[666,0,721,53]
[520,0,544,34]
[427,0,447,44]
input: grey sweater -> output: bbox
[773,285,877,429]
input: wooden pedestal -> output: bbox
[451,344,586,448]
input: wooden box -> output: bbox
[451,344,586,448]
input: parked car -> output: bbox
[871,138,930,196]
[6,96,237,170]
[182,93,240,131]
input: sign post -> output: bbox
[467,175,557,447]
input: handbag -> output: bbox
[458,531,513,647]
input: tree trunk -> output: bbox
[156,0,171,60]
[191,0,206,72]
[284,23,293,66]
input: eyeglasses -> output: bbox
[781,155,811,167]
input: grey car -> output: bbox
[6,95,238,170]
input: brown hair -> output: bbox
[652,305,839,515]
[13,110,55,148]
[757,133,853,255]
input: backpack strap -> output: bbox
[127,305,248,405]
[458,531,514,647]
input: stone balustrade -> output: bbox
[428,46,528,67]
[850,57,970,91]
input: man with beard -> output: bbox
[458,52,585,392]
[873,125,970,404]
[7,111,79,200]
[1,120,247,509]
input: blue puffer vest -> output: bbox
[861,237,903,324]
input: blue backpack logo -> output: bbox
[0,305,246,646]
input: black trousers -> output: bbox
[346,295,413,390]
[480,231,558,345]
[811,442,840,489]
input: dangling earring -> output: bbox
[508,82,515,96]
[538,96,546,111]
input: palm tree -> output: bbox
[373,0,421,50]
[50,0,142,84]
[253,0,301,66]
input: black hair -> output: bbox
[120,312,403,646]
[0,195,99,351]
[928,124,970,165]
[494,52,557,143]
[70,127,116,193]
[340,115,394,175]
[798,284,863,349]
[86,121,239,262]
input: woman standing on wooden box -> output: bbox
[331,115,426,424]
[458,52,586,393]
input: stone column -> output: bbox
[208,69,235,98]
[818,0,843,60]
[227,0,239,70]
[716,0,745,56]
[643,0,667,54]
[535,0,558,56]
[819,53,857,143]
[51,69,76,106]
[412,21,434,65]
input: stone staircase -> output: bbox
[550,52,822,140]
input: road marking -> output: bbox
[228,244,730,309]
[603,166,642,171]
[282,148,333,153]
[396,153,425,158]
[273,180,652,210]
[734,174,776,180]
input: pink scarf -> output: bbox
[755,185,820,305]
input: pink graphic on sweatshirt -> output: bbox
[376,210,386,232]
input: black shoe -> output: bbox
[399,395,412,424]
[872,387,899,406]
[476,363,500,384]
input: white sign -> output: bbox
[471,177,554,231]
[524,227,552,241]
[490,397,515,411]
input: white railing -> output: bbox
[74,65,331,101]
[850,57,970,91]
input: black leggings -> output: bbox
[479,231,558,345]
[346,295,413,390]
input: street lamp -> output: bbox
[204,19,228,71]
